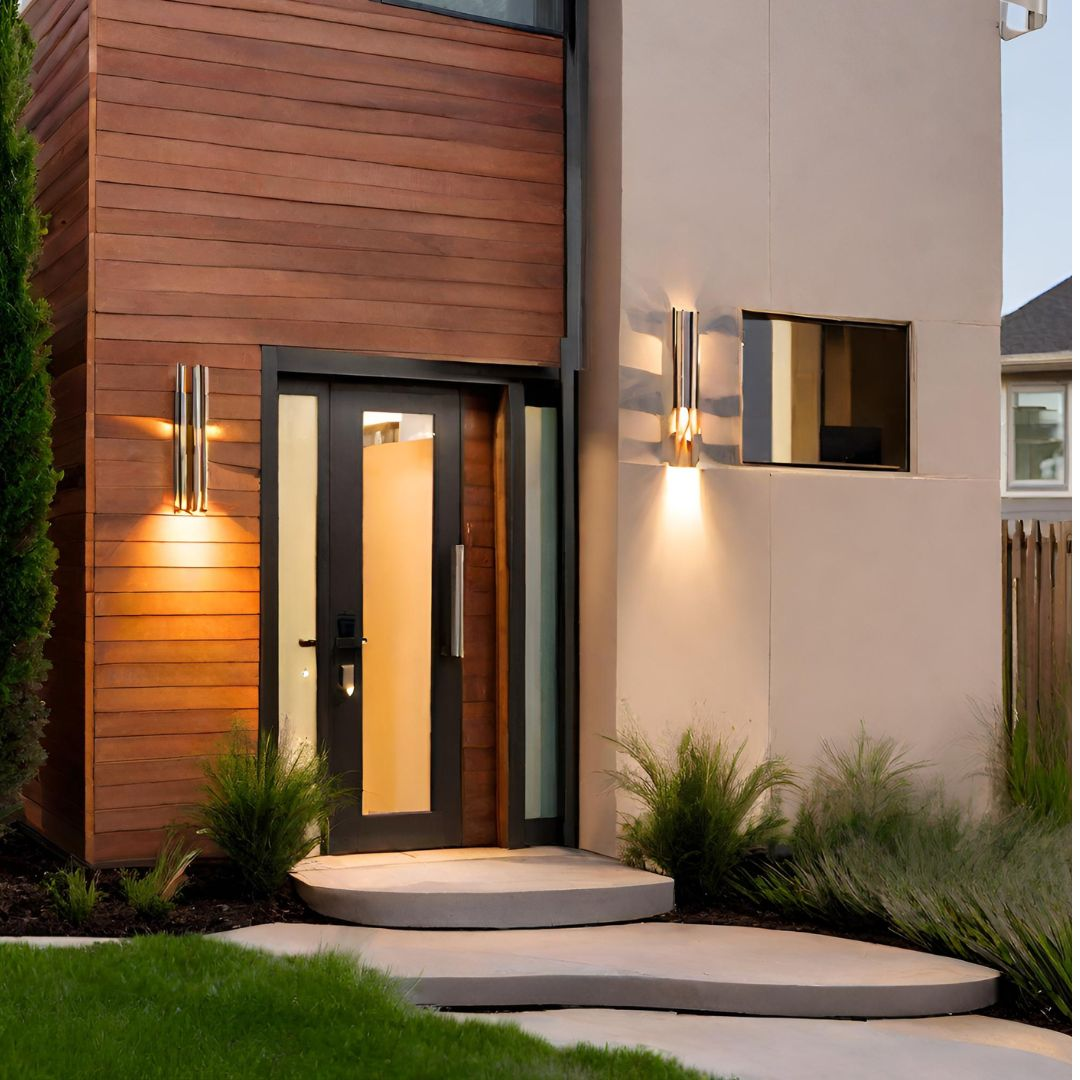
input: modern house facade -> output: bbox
[1000,278,1071,522]
[24,0,1003,865]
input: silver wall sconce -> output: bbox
[174,364,209,513]
[1000,0,1046,39]
[670,308,700,467]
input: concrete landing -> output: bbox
[290,846,674,928]
[456,1009,1070,1080]
[216,921,999,1018]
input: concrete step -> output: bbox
[290,846,674,929]
[216,921,999,1019]
[454,1010,1070,1080]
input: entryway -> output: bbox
[265,351,570,857]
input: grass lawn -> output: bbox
[0,936,710,1079]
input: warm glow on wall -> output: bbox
[671,309,700,467]
[662,462,703,529]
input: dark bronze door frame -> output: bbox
[261,350,576,852]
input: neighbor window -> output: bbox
[380,0,563,32]
[741,313,909,470]
[1006,382,1069,490]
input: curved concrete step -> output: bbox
[290,847,673,929]
[216,921,999,1019]
[455,1010,1070,1080]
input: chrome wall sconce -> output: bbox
[670,308,701,467]
[174,364,209,513]
[1000,0,1046,40]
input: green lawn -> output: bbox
[0,936,709,1079]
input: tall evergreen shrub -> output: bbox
[0,0,58,829]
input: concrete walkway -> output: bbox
[291,846,674,928]
[215,920,998,1018]
[454,1009,1070,1080]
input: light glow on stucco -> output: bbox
[662,462,703,529]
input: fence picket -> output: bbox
[1002,518,1072,722]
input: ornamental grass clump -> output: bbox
[609,724,794,907]
[44,867,100,927]
[746,731,1072,1023]
[990,690,1070,827]
[119,832,199,920]
[196,730,348,898]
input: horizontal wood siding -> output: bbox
[25,0,92,859]
[86,0,565,861]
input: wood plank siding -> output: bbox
[24,0,92,859]
[27,0,565,862]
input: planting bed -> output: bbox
[0,826,333,938]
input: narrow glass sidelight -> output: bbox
[361,412,436,815]
[524,406,559,820]
[278,395,319,756]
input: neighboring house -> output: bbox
[22,0,1003,865]
[1000,278,1071,521]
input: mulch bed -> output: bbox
[0,825,335,938]
[661,900,1072,1035]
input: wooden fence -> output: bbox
[1002,520,1072,721]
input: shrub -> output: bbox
[992,691,1070,826]
[0,0,60,831]
[44,867,100,927]
[119,833,199,920]
[609,724,793,907]
[196,729,348,898]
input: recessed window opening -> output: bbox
[379,0,563,33]
[741,312,909,470]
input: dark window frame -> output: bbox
[740,310,912,473]
[378,0,564,35]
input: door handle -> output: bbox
[338,663,355,698]
[450,544,464,659]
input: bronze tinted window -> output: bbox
[741,313,909,470]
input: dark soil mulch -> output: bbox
[0,825,336,938]
[661,898,1071,1035]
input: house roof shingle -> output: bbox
[1001,278,1072,355]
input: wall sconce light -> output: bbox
[670,308,700,467]
[174,364,209,513]
[1000,0,1046,40]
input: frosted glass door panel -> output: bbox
[278,395,318,756]
[361,413,435,815]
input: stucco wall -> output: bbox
[580,0,1003,854]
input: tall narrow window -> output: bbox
[742,313,909,470]
[524,407,559,820]
[278,395,319,755]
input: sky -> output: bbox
[1000,0,1073,314]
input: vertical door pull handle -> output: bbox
[451,544,465,659]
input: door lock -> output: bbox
[338,663,355,698]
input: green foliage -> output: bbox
[119,833,199,920]
[44,867,100,927]
[610,724,794,907]
[0,936,711,1079]
[744,732,1072,1023]
[993,691,1070,826]
[0,1,59,830]
[196,729,348,898]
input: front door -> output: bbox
[321,383,463,852]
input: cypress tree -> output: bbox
[0,0,59,829]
